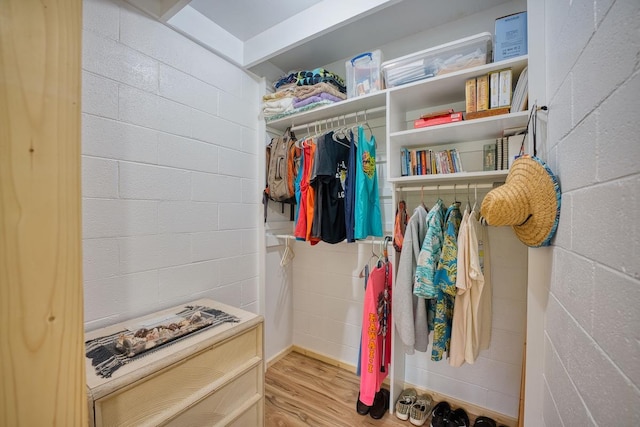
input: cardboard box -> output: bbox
[494,11,527,61]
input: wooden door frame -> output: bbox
[1,0,86,425]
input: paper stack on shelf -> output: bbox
[511,66,528,113]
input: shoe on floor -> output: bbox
[369,388,390,419]
[473,416,497,427]
[395,388,417,420]
[356,392,370,415]
[409,393,433,426]
[447,408,469,427]
[430,401,451,427]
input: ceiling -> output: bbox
[188,0,324,42]
[126,0,513,79]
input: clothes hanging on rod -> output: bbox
[430,201,462,362]
[354,125,383,239]
[311,130,350,244]
[449,204,492,367]
[393,204,430,355]
[393,186,493,363]
[359,246,392,406]
[414,198,445,299]
[345,129,357,243]
[289,123,382,245]
[293,136,320,244]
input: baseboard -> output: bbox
[288,345,518,427]
[266,345,295,369]
[291,345,359,374]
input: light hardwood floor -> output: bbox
[265,351,409,426]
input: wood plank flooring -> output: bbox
[265,351,410,427]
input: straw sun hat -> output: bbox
[480,155,561,247]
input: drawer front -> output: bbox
[163,363,262,426]
[96,326,259,427]
[227,400,262,427]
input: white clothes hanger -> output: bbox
[280,237,295,267]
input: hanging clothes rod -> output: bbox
[272,234,391,246]
[395,183,498,192]
[290,106,386,132]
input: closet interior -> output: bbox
[257,1,531,424]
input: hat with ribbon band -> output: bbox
[480,154,561,247]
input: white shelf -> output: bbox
[389,170,509,186]
[389,111,529,147]
[265,90,387,132]
[386,56,528,112]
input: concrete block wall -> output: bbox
[82,0,260,330]
[543,0,640,425]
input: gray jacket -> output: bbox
[393,205,431,354]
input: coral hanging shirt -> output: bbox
[359,262,392,406]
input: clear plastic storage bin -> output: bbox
[382,33,492,88]
[346,50,383,98]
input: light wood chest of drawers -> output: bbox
[85,299,264,427]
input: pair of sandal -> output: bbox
[395,388,433,426]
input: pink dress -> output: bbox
[359,262,392,406]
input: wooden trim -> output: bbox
[290,346,518,427]
[266,345,294,369]
[291,346,358,374]
[0,0,85,425]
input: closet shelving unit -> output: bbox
[386,55,529,187]
[263,53,529,417]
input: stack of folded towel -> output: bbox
[263,69,347,121]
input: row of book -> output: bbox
[464,66,528,120]
[465,68,513,119]
[483,136,524,171]
[400,148,464,176]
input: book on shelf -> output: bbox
[476,74,489,111]
[506,135,526,168]
[488,136,525,170]
[401,148,409,176]
[511,66,528,113]
[483,143,497,171]
[464,68,513,121]
[465,78,477,113]
[401,148,463,176]
[489,71,500,109]
[498,69,512,107]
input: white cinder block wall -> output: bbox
[543,0,640,425]
[82,0,260,330]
